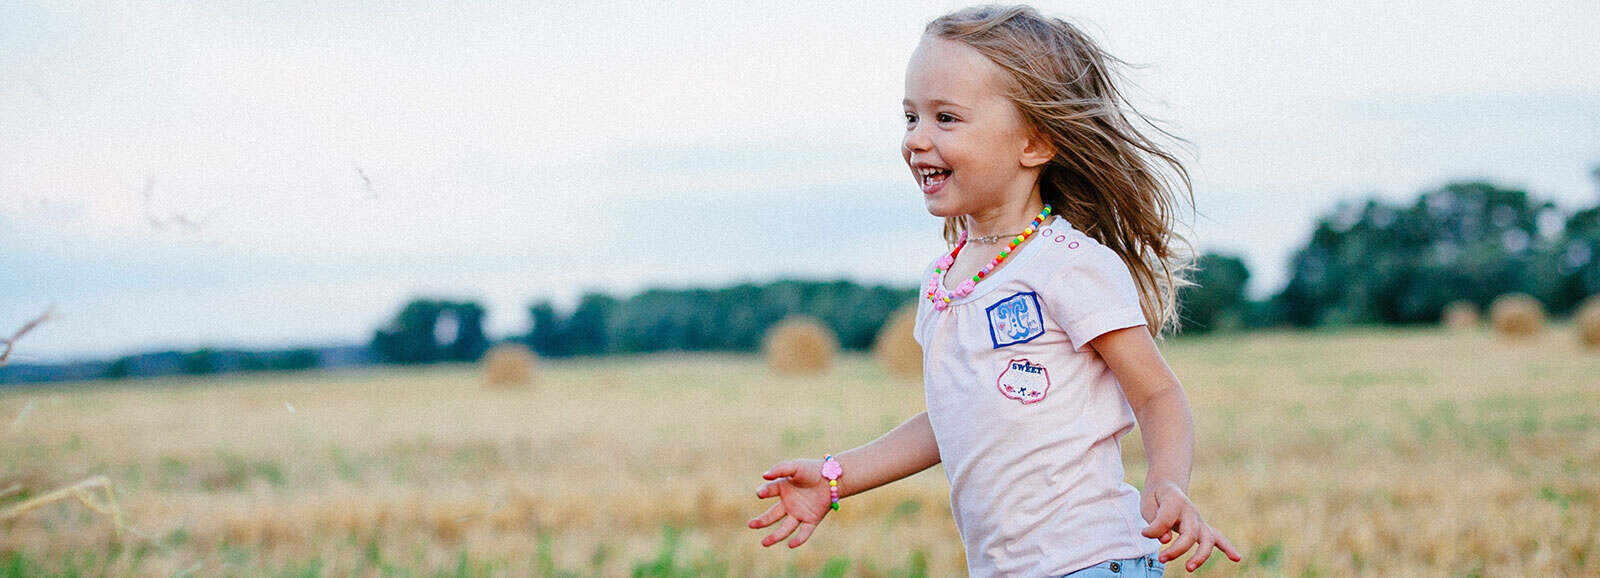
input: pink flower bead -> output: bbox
[936,255,955,269]
[956,279,976,296]
[933,299,948,311]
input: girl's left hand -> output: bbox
[1140,480,1243,572]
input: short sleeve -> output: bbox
[1040,243,1147,353]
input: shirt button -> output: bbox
[1108,561,1120,572]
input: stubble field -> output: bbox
[2,325,1597,576]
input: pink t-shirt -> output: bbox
[913,215,1160,577]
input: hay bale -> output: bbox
[481,342,538,388]
[873,304,922,382]
[1575,294,1600,349]
[1488,293,1545,339]
[1441,300,1480,331]
[763,315,838,375]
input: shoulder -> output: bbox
[1040,227,1128,281]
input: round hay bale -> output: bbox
[481,342,538,388]
[872,304,922,382]
[1575,294,1600,349]
[763,315,838,375]
[1441,300,1480,331]
[1488,293,1545,339]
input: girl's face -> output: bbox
[902,36,1053,219]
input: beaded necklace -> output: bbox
[923,204,1052,311]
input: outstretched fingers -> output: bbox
[787,521,818,548]
[748,500,785,529]
[1186,533,1216,571]
[1159,511,1202,564]
[762,515,800,547]
[1215,531,1243,562]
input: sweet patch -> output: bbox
[996,357,1051,404]
[985,291,1045,348]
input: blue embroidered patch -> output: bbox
[985,291,1045,348]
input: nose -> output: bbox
[903,121,931,155]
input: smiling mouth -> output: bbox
[920,169,951,187]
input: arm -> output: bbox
[749,410,940,548]
[1091,327,1192,492]
[1091,326,1241,572]
[834,410,941,498]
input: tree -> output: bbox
[563,292,617,356]
[371,298,489,364]
[526,300,565,357]
[1274,181,1557,327]
[1178,253,1251,333]
[440,302,490,362]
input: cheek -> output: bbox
[947,133,1004,173]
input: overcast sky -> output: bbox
[3,1,1598,363]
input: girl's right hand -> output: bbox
[748,458,834,548]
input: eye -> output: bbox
[904,112,957,126]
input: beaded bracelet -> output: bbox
[821,454,843,510]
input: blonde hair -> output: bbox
[926,4,1199,338]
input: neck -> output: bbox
[965,195,1045,239]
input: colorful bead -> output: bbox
[924,204,1051,308]
[821,454,843,511]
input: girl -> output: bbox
[749,4,1242,577]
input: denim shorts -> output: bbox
[1055,553,1166,577]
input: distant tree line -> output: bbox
[5,175,1599,385]
[519,281,919,358]
[1267,180,1600,327]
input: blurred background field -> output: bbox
[3,324,1597,577]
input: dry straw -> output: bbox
[872,304,922,382]
[763,315,838,375]
[1575,294,1600,349]
[481,342,538,388]
[1441,300,1480,332]
[0,306,54,366]
[1488,293,1545,339]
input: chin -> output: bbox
[923,201,964,219]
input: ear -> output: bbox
[1019,126,1055,168]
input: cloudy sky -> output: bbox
[3,1,1598,363]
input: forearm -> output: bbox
[833,411,940,499]
[1135,386,1194,492]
